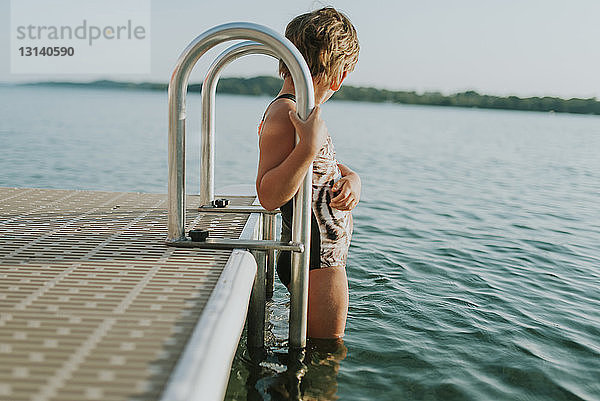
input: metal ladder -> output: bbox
[165,23,315,350]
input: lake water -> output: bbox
[1,86,599,400]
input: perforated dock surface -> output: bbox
[0,187,254,401]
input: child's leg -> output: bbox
[307,266,349,338]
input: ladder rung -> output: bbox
[166,238,303,252]
[197,205,280,214]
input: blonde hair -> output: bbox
[279,7,359,85]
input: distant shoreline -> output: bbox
[11,77,600,116]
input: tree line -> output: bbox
[23,77,600,115]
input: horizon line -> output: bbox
[1,76,598,101]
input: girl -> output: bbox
[256,7,361,338]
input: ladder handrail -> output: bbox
[166,23,315,349]
[200,41,277,207]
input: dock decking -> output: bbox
[0,187,258,401]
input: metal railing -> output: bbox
[199,41,276,207]
[165,23,315,349]
[200,41,280,301]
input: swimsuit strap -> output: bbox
[260,93,296,122]
[273,93,296,103]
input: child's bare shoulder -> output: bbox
[261,98,296,140]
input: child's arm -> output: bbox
[330,163,361,211]
[256,105,328,211]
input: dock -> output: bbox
[0,187,261,401]
[1,21,319,401]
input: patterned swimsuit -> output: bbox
[259,94,354,287]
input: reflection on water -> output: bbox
[241,339,347,401]
[225,274,348,401]
[226,277,348,401]
[300,339,347,401]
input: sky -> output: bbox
[1,0,599,99]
